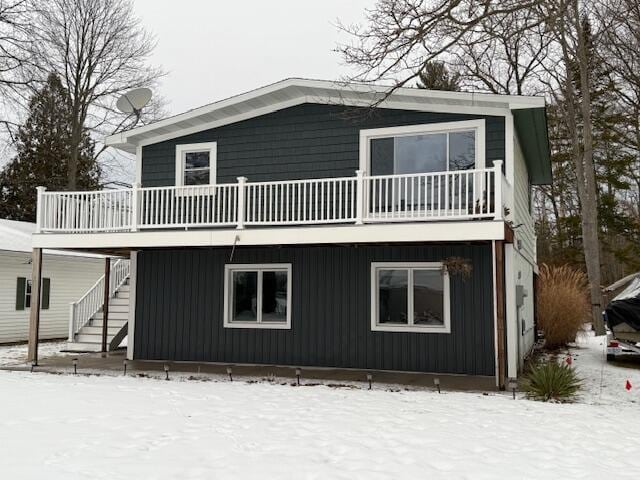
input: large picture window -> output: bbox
[175,142,217,187]
[223,264,292,329]
[371,262,450,333]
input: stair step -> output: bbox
[115,291,130,299]
[110,297,129,306]
[81,326,125,335]
[75,333,119,344]
[118,285,130,292]
[90,318,127,328]
[93,311,129,321]
[106,304,129,313]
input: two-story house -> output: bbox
[28,79,550,388]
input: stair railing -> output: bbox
[68,258,130,341]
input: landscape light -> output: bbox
[30,361,36,373]
[226,366,233,382]
[164,364,170,381]
[72,358,78,375]
[295,368,301,386]
[123,359,128,376]
[366,373,373,390]
[433,377,441,394]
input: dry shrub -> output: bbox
[537,264,590,349]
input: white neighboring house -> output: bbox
[0,219,104,344]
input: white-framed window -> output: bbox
[359,120,485,175]
[223,264,292,329]
[371,262,451,333]
[175,142,217,187]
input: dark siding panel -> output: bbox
[135,243,495,376]
[142,104,505,187]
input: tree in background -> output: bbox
[0,73,99,221]
[32,0,165,189]
[416,61,461,91]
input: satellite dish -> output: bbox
[116,87,152,119]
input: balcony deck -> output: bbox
[34,164,510,251]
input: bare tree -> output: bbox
[338,0,613,333]
[33,0,165,189]
[0,0,38,139]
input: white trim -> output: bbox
[175,142,217,187]
[105,78,545,152]
[32,221,507,250]
[135,145,143,185]
[127,250,138,361]
[370,262,451,334]
[359,120,486,174]
[505,243,518,378]
[223,263,292,330]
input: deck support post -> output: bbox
[27,248,43,364]
[495,240,507,390]
[101,257,111,353]
[236,176,247,230]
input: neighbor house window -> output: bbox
[175,142,217,186]
[223,264,292,329]
[16,277,50,310]
[360,120,485,175]
[371,262,450,333]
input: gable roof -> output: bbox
[105,78,551,184]
[0,219,104,257]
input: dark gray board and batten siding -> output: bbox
[134,243,495,376]
[141,103,505,186]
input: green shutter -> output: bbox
[42,278,50,310]
[16,277,26,310]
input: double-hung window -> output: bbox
[175,142,217,187]
[371,262,450,333]
[224,264,292,329]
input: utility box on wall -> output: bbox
[516,285,528,308]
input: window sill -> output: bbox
[371,324,451,334]
[223,322,291,330]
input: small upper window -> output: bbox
[175,142,217,187]
[224,264,292,329]
[371,262,450,333]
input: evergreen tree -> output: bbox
[0,73,100,222]
[416,61,461,91]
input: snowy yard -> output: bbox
[1,335,639,479]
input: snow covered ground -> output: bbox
[0,337,638,479]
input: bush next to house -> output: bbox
[536,264,590,349]
[523,360,582,402]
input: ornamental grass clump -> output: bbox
[523,360,582,402]
[537,264,590,349]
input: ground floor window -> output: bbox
[371,262,450,333]
[223,264,292,329]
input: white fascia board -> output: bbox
[105,78,544,152]
[32,221,506,250]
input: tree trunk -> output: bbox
[573,2,605,334]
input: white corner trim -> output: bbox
[370,261,451,334]
[223,263,292,330]
[175,142,217,187]
[492,240,500,387]
[505,243,518,378]
[135,145,142,185]
[126,250,138,361]
[359,119,486,173]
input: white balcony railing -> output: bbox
[37,161,505,234]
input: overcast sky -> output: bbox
[132,0,373,115]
